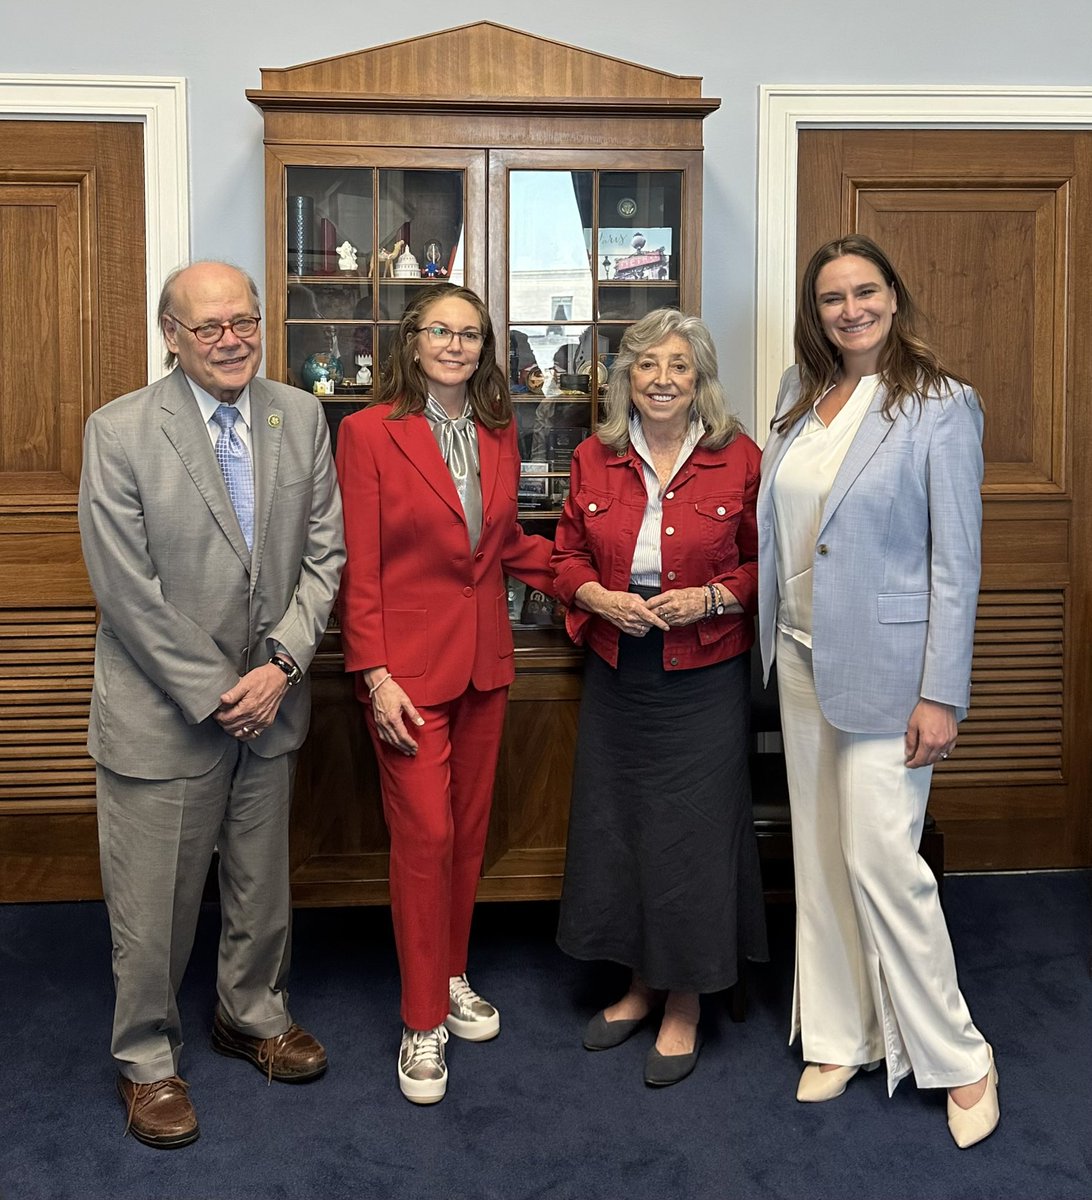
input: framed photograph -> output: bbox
[586,227,674,281]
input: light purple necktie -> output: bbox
[212,404,254,550]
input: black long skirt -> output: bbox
[557,626,768,993]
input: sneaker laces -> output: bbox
[404,1025,448,1070]
[449,974,485,1010]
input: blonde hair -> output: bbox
[595,309,742,452]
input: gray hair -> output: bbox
[595,308,742,452]
[157,261,262,371]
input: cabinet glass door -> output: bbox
[283,165,468,452]
[506,167,683,516]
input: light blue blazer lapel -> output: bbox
[249,379,284,579]
[817,386,893,538]
[159,369,251,567]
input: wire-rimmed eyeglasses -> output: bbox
[416,324,484,347]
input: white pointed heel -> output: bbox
[947,1046,999,1149]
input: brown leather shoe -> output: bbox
[116,1074,199,1149]
[211,1007,328,1083]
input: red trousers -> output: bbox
[366,684,509,1030]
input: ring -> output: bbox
[242,725,252,735]
[940,752,949,760]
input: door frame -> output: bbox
[0,74,190,385]
[755,84,1092,435]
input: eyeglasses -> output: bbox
[169,314,262,344]
[416,324,484,347]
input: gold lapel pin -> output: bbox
[268,413,282,428]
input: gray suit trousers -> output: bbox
[97,744,297,1083]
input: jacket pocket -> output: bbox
[496,592,515,658]
[877,591,930,623]
[695,496,743,559]
[574,490,614,519]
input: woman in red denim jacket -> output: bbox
[552,308,767,1088]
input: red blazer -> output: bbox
[335,403,553,707]
[551,432,759,671]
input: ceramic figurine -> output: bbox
[336,241,358,272]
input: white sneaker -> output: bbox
[445,974,500,1041]
[398,1025,448,1104]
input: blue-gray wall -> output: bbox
[4,1,1091,426]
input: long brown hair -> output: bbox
[372,284,511,428]
[777,234,973,433]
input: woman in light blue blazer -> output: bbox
[757,235,998,1148]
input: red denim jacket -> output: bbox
[551,432,760,670]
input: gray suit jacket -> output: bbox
[78,368,345,779]
[757,367,984,734]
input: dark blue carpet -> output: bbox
[0,872,1089,1199]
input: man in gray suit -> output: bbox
[78,261,345,1148]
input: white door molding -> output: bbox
[756,84,1092,435]
[0,75,190,383]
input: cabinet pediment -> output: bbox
[252,20,717,113]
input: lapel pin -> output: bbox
[268,413,282,428]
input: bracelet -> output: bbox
[704,583,718,620]
[367,671,392,698]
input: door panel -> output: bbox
[0,121,146,901]
[798,129,1091,869]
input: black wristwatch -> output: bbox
[269,656,302,687]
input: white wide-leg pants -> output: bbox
[776,632,991,1093]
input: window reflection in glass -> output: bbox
[509,172,593,323]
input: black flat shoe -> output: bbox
[583,1009,650,1051]
[644,1033,702,1086]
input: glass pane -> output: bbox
[598,284,680,321]
[509,171,594,323]
[510,321,611,398]
[287,323,371,398]
[596,171,681,283]
[286,167,373,279]
[289,281,372,321]
[378,169,465,286]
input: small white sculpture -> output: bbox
[336,241,358,272]
[393,246,420,279]
[354,353,373,386]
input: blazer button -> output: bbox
[817,544,829,556]
[667,571,677,581]
[462,586,474,597]
[669,656,679,666]
[475,552,484,562]
[716,505,726,515]
[665,491,674,500]
[665,526,675,536]
[588,502,597,512]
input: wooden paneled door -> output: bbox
[0,121,146,901]
[797,129,1092,870]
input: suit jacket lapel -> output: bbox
[477,422,501,516]
[159,369,251,567]
[818,386,893,536]
[386,414,465,520]
[249,379,283,579]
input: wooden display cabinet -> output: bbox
[248,21,719,904]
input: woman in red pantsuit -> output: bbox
[335,285,553,1104]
